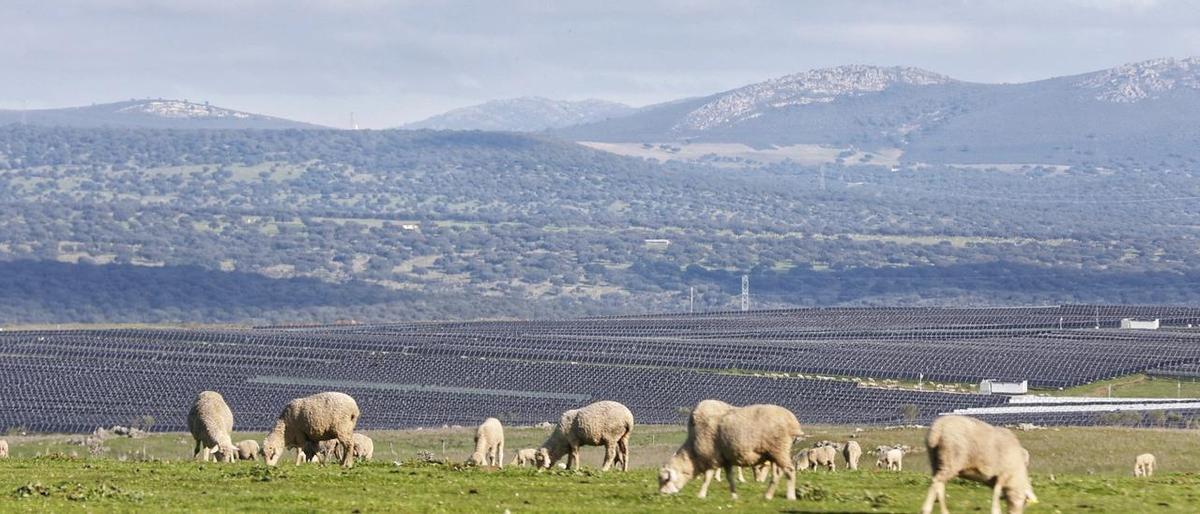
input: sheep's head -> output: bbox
[262,435,285,466]
[657,466,687,494]
[467,451,486,466]
[1003,485,1036,514]
[211,443,237,463]
[534,448,552,469]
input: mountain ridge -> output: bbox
[0,99,324,130]
[401,96,635,131]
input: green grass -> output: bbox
[3,426,1200,512]
[1057,374,1200,398]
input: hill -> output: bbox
[402,97,635,131]
[556,57,1200,165]
[2,125,1200,323]
[0,99,324,129]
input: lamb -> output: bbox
[511,448,539,467]
[0,439,7,459]
[1134,453,1156,477]
[921,415,1037,514]
[536,400,633,471]
[876,446,905,471]
[468,418,505,467]
[659,402,803,501]
[187,391,237,463]
[236,439,261,461]
[262,391,360,468]
[843,440,862,470]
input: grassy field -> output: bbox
[1058,374,1200,398]
[3,425,1199,512]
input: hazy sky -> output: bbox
[3,0,1199,128]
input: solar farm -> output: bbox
[5,304,1200,435]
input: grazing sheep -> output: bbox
[537,400,633,471]
[875,445,906,471]
[844,440,862,470]
[236,440,261,461]
[0,439,7,459]
[469,418,505,467]
[187,391,237,463]
[351,433,374,461]
[1134,453,1156,477]
[511,448,539,467]
[262,391,360,468]
[799,444,838,471]
[921,415,1037,514]
[659,402,803,501]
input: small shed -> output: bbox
[1120,318,1160,330]
[979,379,1028,395]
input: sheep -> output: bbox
[236,439,261,461]
[876,446,905,471]
[1134,453,1156,477]
[351,433,374,461]
[187,391,237,463]
[262,391,360,468]
[659,402,803,501]
[921,415,1037,514]
[537,400,633,471]
[310,433,374,463]
[511,448,539,467]
[844,440,862,470]
[0,439,7,459]
[468,418,504,467]
[798,443,838,471]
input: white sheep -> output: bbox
[799,444,838,471]
[659,402,803,501]
[844,440,862,470]
[1134,453,1156,477]
[0,439,8,459]
[879,446,905,471]
[921,415,1037,514]
[468,418,504,467]
[351,433,374,461]
[263,391,360,468]
[236,439,261,461]
[537,400,633,471]
[187,391,237,463]
[511,448,539,467]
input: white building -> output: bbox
[1120,318,1160,330]
[979,379,1028,395]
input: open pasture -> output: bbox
[2,425,1199,513]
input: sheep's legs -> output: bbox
[724,464,739,500]
[698,469,715,498]
[737,466,746,483]
[601,442,616,471]
[617,434,630,471]
[568,448,580,470]
[991,483,1004,514]
[496,442,504,468]
[338,436,355,468]
[783,464,796,501]
[763,464,780,499]
[921,480,950,514]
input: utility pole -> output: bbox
[689,287,695,313]
[740,275,750,312]
[819,167,826,191]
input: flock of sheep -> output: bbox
[0,390,1168,513]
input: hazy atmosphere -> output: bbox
[3,0,1199,127]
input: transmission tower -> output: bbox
[689,286,695,313]
[740,275,750,311]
